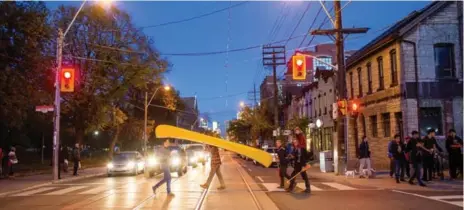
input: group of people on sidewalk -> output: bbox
[275,127,312,194]
[58,143,82,179]
[358,128,462,187]
[151,139,226,197]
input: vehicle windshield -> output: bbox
[113,153,136,161]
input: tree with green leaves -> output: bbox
[51,4,169,146]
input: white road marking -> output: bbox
[248,168,252,172]
[45,186,87,195]
[78,186,109,195]
[429,195,463,200]
[256,176,264,182]
[322,182,356,190]
[13,187,56,196]
[393,190,463,207]
[297,183,322,191]
[262,183,285,192]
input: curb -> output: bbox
[0,172,105,197]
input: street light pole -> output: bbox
[144,86,170,152]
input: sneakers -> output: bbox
[167,192,175,197]
[152,186,157,195]
[277,186,285,189]
[304,188,311,193]
[200,184,208,189]
[217,186,226,190]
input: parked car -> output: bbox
[107,151,145,176]
[145,150,161,178]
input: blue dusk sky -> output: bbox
[46,1,430,131]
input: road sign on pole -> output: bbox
[35,105,54,113]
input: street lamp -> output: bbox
[52,0,112,181]
[94,131,99,136]
[144,85,171,152]
[239,101,245,108]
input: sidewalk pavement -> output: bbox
[0,167,106,197]
[307,163,463,191]
[201,152,279,210]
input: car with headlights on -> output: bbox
[144,150,161,177]
[186,144,209,167]
[253,147,278,167]
[107,151,145,176]
[167,145,188,176]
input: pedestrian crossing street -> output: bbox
[10,185,116,197]
[261,182,368,192]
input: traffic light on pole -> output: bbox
[348,100,359,117]
[292,55,306,80]
[60,68,75,92]
[337,99,347,116]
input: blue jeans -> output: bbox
[394,159,405,179]
[153,165,171,193]
[409,163,424,185]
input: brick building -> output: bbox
[345,1,463,169]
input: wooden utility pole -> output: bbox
[262,46,286,129]
[311,0,368,175]
[247,83,259,107]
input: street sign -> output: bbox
[36,105,54,113]
[332,103,338,119]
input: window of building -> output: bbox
[382,113,391,137]
[367,62,373,94]
[419,107,443,136]
[370,115,378,137]
[349,72,354,99]
[395,112,403,138]
[390,50,398,86]
[434,43,455,78]
[377,56,385,90]
[357,67,363,97]
[313,56,333,71]
[324,106,327,115]
[361,115,366,137]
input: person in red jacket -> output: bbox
[294,127,306,149]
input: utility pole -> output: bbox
[52,29,64,181]
[262,46,286,129]
[247,83,259,107]
[144,92,148,152]
[311,0,368,175]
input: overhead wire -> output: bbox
[284,1,312,46]
[139,1,248,29]
[224,0,232,108]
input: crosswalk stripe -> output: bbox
[78,186,109,195]
[262,183,285,192]
[14,187,56,196]
[297,183,322,191]
[429,195,463,200]
[448,201,463,207]
[322,182,356,190]
[44,186,87,195]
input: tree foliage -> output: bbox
[286,115,310,134]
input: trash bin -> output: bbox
[319,150,334,172]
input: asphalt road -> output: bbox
[0,164,211,210]
[236,156,463,210]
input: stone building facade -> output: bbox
[345,1,463,169]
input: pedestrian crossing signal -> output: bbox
[337,99,347,116]
[292,55,306,80]
[60,68,75,92]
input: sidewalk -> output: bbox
[307,164,463,191]
[201,152,279,210]
[0,167,106,197]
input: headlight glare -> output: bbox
[107,163,114,169]
[127,161,135,168]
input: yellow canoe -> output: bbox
[155,125,272,167]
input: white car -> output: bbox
[253,147,278,167]
[107,151,145,176]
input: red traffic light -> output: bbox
[292,55,306,80]
[64,71,71,79]
[352,103,358,111]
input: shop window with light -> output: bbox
[313,56,333,71]
[434,43,455,78]
[419,107,443,136]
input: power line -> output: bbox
[284,1,312,46]
[140,2,248,29]
[298,5,323,48]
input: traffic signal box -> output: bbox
[60,68,75,92]
[337,99,360,117]
[292,55,306,80]
[337,99,347,116]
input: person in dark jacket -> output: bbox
[403,137,411,178]
[358,136,372,178]
[287,139,311,193]
[72,143,80,176]
[387,140,394,178]
[422,129,441,181]
[446,129,463,180]
[276,140,290,188]
[406,131,427,186]
[389,134,406,183]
